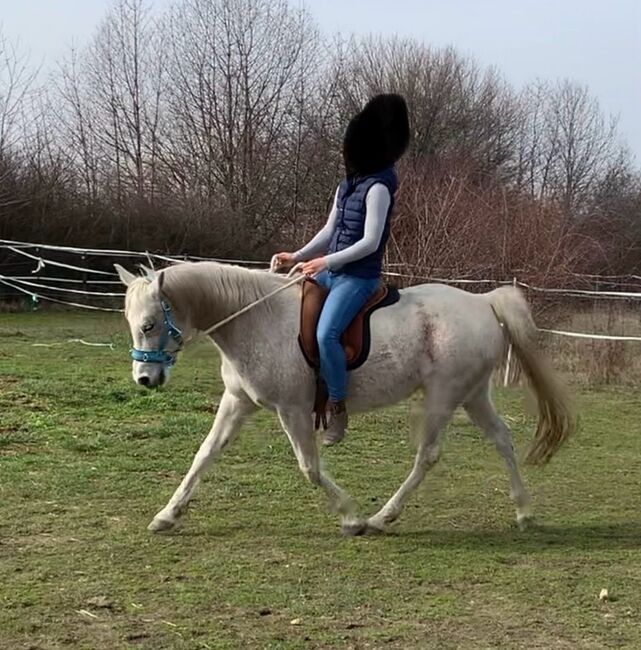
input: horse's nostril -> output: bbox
[138,375,150,387]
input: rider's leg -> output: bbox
[316,272,379,445]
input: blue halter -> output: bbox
[130,299,184,367]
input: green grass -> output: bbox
[2,312,641,649]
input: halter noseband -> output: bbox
[130,299,184,367]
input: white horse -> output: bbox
[115,261,574,535]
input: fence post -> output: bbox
[81,251,88,295]
[32,246,41,311]
[502,276,517,388]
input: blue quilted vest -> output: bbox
[328,167,398,278]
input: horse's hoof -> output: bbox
[517,514,535,531]
[341,519,367,537]
[148,516,176,533]
[364,520,386,536]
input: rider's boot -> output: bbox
[323,400,348,446]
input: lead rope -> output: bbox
[200,257,305,337]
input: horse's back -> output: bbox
[346,282,504,409]
[364,282,503,382]
[388,282,500,332]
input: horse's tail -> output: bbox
[486,286,576,465]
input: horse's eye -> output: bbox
[142,322,155,333]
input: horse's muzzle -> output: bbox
[136,368,166,389]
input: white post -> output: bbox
[503,341,513,388]
[502,277,517,388]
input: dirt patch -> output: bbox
[422,317,435,362]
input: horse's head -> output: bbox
[115,264,186,389]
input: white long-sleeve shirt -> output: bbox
[294,183,391,271]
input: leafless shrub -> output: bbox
[1,6,640,282]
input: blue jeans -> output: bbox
[315,271,380,402]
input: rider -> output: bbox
[276,94,410,445]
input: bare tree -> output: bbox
[56,46,100,204]
[52,0,166,245]
[87,0,164,200]
[0,30,39,220]
[0,32,37,154]
[514,80,624,213]
[331,38,521,174]
[159,0,324,253]
[1,0,638,282]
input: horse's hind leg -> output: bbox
[277,408,361,534]
[366,391,454,534]
[148,389,256,532]
[464,383,532,529]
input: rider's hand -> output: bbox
[302,257,327,277]
[274,252,297,268]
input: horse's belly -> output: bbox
[347,335,425,411]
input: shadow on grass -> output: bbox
[397,521,641,552]
[166,519,641,552]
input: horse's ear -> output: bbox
[114,264,137,287]
[139,264,156,281]
[147,271,165,298]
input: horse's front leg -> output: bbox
[148,389,256,532]
[277,408,362,534]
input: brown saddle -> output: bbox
[298,278,400,428]
[299,279,399,370]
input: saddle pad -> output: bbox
[298,278,400,371]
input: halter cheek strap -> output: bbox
[130,299,184,367]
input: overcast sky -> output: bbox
[3,0,640,162]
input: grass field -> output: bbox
[2,312,641,649]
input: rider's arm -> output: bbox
[293,188,340,262]
[324,183,391,271]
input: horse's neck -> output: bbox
[167,264,299,357]
[210,285,300,364]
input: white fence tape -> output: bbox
[0,275,125,297]
[6,246,117,276]
[32,339,115,349]
[383,270,512,285]
[8,276,122,285]
[4,239,640,297]
[517,280,641,300]
[3,238,154,258]
[539,328,641,342]
[0,277,123,312]
[2,239,641,341]
[570,271,641,282]
[0,238,267,265]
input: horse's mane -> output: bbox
[159,262,293,327]
[124,277,153,316]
